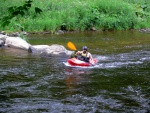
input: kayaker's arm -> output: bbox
[89,53,93,59]
[70,50,78,58]
[76,51,82,55]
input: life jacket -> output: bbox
[81,51,88,57]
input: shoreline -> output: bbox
[0,28,150,37]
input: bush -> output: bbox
[0,0,149,33]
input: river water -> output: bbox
[0,31,150,113]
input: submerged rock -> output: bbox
[30,44,72,56]
[40,44,72,56]
[29,45,50,53]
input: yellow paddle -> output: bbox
[67,42,77,51]
[67,42,96,65]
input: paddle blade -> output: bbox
[67,42,77,51]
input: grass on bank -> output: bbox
[0,0,150,33]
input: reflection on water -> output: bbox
[0,31,150,112]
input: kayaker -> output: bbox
[76,46,93,62]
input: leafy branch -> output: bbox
[1,0,42,27]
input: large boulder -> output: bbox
[41,44,72,56]
[29,45,51,53]
[0,34,73,57]
[5,37,31,50]
[0,34,7,47]
[0,40,5,47]
[30,44,72,56]
[0,34,8,39]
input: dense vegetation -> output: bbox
[0,0,150,33]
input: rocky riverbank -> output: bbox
[0,27,150,37]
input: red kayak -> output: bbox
[67,58,98,66]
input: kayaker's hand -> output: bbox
[76,51,80,55]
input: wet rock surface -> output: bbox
[0,34,72,56]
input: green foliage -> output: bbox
[1,0,42,28]
[0,0,149,33]
[1,0,32,27]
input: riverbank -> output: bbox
[0,28,150,39]
[0,0,150,33]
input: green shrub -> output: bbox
[0,0,149,33]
